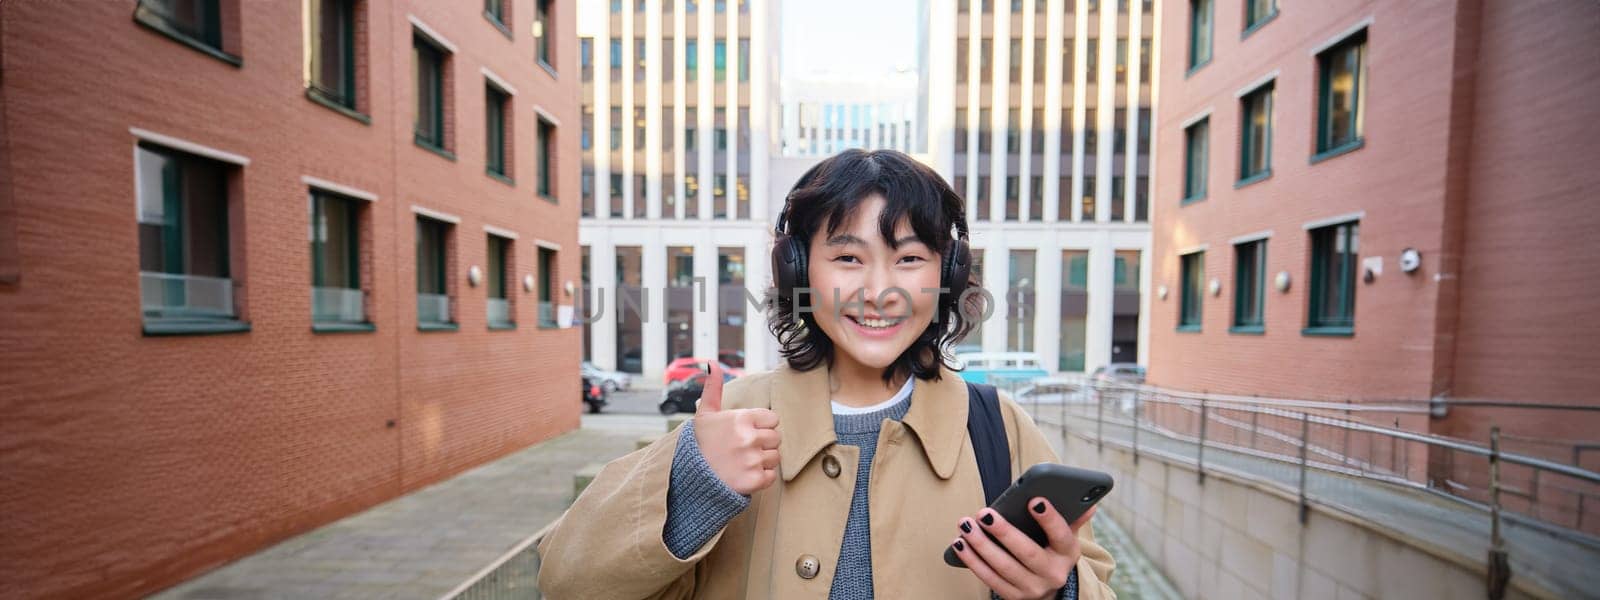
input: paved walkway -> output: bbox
[154,414,667,600]
[1026,405,1600,600]
[1092,513,1184,600]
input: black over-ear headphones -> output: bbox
[771,193,973,315]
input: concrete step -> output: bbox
[573,462,605,500]
[667,414,690,433]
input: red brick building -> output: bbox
[0,1,580,597]
[1147,0,1599,506]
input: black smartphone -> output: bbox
[943,463,1114,568]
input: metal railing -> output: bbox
[1002,375,1600,599]
[312,286,365,323]
[140,271,234,318]
[1007,376,1600,540]
[442,523,553,600]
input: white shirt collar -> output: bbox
[830,376,915,415]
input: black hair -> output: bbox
[767,148,988,385]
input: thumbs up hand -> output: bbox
[693,362,782,496]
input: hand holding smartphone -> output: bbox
[944,463,1113,568]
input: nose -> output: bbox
[861,265,909,317]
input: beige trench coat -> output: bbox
[537,364,1117,599]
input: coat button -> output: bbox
[821,454,841,478]
[796,554,821,579]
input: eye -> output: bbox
[899,255,927,264]
[833,254,861,264]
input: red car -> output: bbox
[663,357,743,385]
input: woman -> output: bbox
[538,149,1116,599]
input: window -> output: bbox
[1033,37,1045,82]
[1029,175,1043,222]
[687,40,698,80]
[136,142,242,332]
[715,40,727,82]
[539,246,558,326]
[581,37,593,81]
[1115,38,1127,83]
[978,108,991,153]
[1113,108,1126,154]
[1085,37,1098,83]
[1005,175,1019,221]
[1316,30,1367,157]
[1111,176,1124,221]
[739,38,750,82]
[1232,240,1265,331]
[976,175,990,221]
[957,38,969,84]
[1030,108,1044,150]
[662,39,674,81]
[1189,0,1212,71]
[1240,82,1273,183]
[1178,251,1203,330]
[581,106,593,151]
[1308,222,1359,333]
[306,0,358,113]
[487,235,514,329]
[1009,38,1022,82]
[1006,108,1020,154]
[536,0,555,68]
[634,105,646,149]
[610,37,622,81]
[1139,38,1151,83]
[1062,40,1074,84]
[1183,117,1208,203]
[485,83,511,179]
[609,173,624,217]
[1244,0,1276,33]
[715,107,727,150]
[485,0,507,29]
[416,216,454,328]
[1084,107,1097,154]
[635,38,646,82]
[538,117,556,200]
[1082,175,1096,221]
[414,33,449,152]
[610,106,622,150]
[134,0,237,65]
[310,190,367,328]
[955,107,968,152]
[582,167,594,216]
[980,37,993,84]
[686,106,698,151]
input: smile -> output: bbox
[845,315,907,331]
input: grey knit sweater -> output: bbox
[662,399,1078,599]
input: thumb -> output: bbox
[697,362,725,413]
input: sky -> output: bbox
[780,0,919,82]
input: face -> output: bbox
[806,194,944,371]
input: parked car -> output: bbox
[582,362,632,393]
[1091,363,1147,384]
[582,374,608,414]
[663,357,744,385]
[953,352,1051,386]
[659,370,735,414]
[717,349,746,369]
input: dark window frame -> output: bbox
[1231,239,1266,332]
[133,0,240,66]
[1182,117,1208,203]
[1239,81,1274,185]
[1315,29,1368,160]
[413,33,452,156]
[485,82,512,180]
[1178,251,1204,331]
[1187,0,1213,73]
[1306,221,1359,334]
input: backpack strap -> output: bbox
[965,382,1011,506]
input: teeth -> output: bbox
[853,316,903,329]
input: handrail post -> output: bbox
[1487,426,1510,600]
[1197,396,1208,483]
[1095,381,1105,453]
[1298,412,1310,525]
[1131,389,1141,465]
[1249,404,1259,450]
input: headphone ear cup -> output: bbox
[772,234,808,297]
[942,239,972,308]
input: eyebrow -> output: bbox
[823,234,926,248]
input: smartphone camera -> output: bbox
[1081,486,1108,503]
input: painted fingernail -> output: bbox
[960,520,972,533]
[980,512,994,526]
[1033,500,1047,514]
[953,540,965,551]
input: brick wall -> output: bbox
[0,1,582,597]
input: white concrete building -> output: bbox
[577,0,785,381]
[927,0,1156,373]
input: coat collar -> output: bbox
[771,363,970,481]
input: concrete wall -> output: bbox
[1060,431,1545,600]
